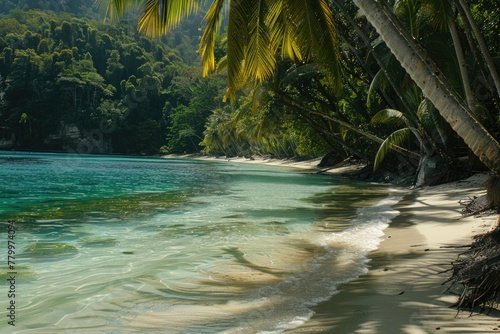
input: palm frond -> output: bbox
[103,0,342,101]
[420,0,455,32]
[370,43,408,91]
[199,0,226,76]
[232,95,254,124]
[281,63,320,86]
[367,70,388,106]
[251,83,264,113]
[393,0,423,37]
[282,0,342,94]
[215,55,227,73]
[426,37,464,97]
[401,83,423,109]
[94,0,137,20]
[374,127,412,170]
[267,0,302,61]
[225,0,251,100]
[244,0,276,83]
[419,97,453,148]
[417,97,432,125]
[137,0,198,37]
[371,108,410,127]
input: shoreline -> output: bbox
[3,151,497,332]
[165,154,499,333]
[163,154,368,176]
[288,172,498,333]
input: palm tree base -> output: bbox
[486,175,500,208]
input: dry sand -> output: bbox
[165,155,500,333]
[164,155,366,175]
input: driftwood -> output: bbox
[459,195,492,217]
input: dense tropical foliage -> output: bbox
[1,0,499,183]
[99,0,500,177]
[0,4,223,154]
[1,0,499,314]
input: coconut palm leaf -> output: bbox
[416,97,432,125]
[102,0,342,100]
[394,0,423,37]
[367,70,389,106]
[244,0,276,83]
[280,63,321,87]
[98,0,198,37]
[224,0,252,98]
[417,97,449,147]
[95,0,136,20]
[283,0,342,93]
[200,0,226,76]
[267,0,302,61]
[371,108,410,128]
[374,127,412,170]
[420,0,454,33]
[368,41,413,101]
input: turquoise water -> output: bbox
[0,152,401,333]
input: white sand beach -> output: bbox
[164,155,499,333]
[289,171,498,333]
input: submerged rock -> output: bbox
[78,237,118,247]
[22,242,78,261]
[0,265,36,282]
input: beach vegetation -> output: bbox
[0,0,498,182]
[98,0,500,312]
[0,0,499,316]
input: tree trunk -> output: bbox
[352,0,500,176]
[448,17,476,113]
[456,0,500,99]
[415,153,449,187]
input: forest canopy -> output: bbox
[0,0,499,185]
[0,3,223,155]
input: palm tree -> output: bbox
[370,88,461,186]
[97,0,342,100]
[416,0,476,112]
[351,0,500,176]
[99,0,500,176]
[456,0,500,98]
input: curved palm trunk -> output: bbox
[448,17,476,112]
[335,1,456,179]
[352,0,500,176]
[333,1,404,113]
[456,0,500,98]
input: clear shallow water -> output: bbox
[0,152,401,333]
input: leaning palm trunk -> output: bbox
[456,0,500,98]
[352,0,500,176]
[448,17,476,113]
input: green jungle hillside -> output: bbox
[0,0,499,187]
